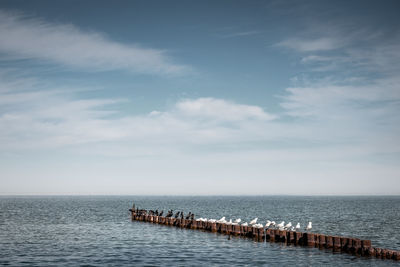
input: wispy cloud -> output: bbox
[0,10,189,75]
[275,18,400,158]
[0,82,277,151]
[1,73,399,194]
[2,73,398,160]
[277,37,343,52]
[220,30,261,38]
[277,20,400,75]
[175,98,275,121]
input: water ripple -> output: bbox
[0,196,399,266]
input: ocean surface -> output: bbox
[0,196,399,266]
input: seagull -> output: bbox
[217,217,227,223]
[265,220,272,228]
[277,221,285,229]
[218,216,225,221]
[271,221,276,227]
[234,218,241,223]
[284,222,292,229]
[208,219,216,223]
[226,219,233,225]
[241,222,248,226]
[295,223,300,231]
[306,222,312,231]
[254,223,263,228]
[249,218,258,225]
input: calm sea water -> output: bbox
[0,196,399,266]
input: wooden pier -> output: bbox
[129,208,400,261]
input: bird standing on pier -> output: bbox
[166,210,173,217]
[265,220,272,228]
[159,210,164,216]
[249,218,258,225]
[306,222,312,231]
[295,223,300,231]
[277,221,285,229]
[217,217,226,223]
[174,211,180,218]
[241,222,248,226]
[284,222,292,230]
[234,218,241,223]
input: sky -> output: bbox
[0,0,399,195]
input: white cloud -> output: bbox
[220,30,261,38]
[277,37,342,52]
[300,55,333,63]
[2,77,398,163]
[0,10,189,75]
[1,75,400,194]
[175,98,276,121]
[0,76,278,151]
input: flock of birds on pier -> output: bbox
[131,205,312,232]
[195,216,312,231]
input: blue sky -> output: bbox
[0,0,399,195]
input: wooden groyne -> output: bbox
[129,208,400,261]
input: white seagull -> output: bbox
[234,218,241,223]
[265,220,272,228]
[306,222,312,231]
[284,222,292,229]
[277,221,285,229]
[241,222,248,226]
[249,218,258,225]
[271,221,276,227]
[217,217,227,223]
[254,223,263,228]
[295,223,300,231]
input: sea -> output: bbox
[1,196,399,266]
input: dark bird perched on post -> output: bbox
[166,210,173,217]
[155,210,159,216]
[185,212,191,220]
[159,210,164,216]
[174,211,180,218]
[190,214,194,220]
[129,202,136,212]
[180,212,184,219]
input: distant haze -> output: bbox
[0,0,399,195]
